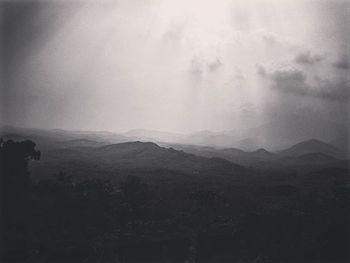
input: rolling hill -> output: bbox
[278,139,342,158]
[164,143,277,166]
[29,141,246,181]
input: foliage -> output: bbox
[1,138,349,262]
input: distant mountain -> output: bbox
[166,139,348,169]
[4,121,347,152]
[3,124,347,167]
[94,141,245,175]
[184,133,236,148]
[174,117,347,150]
[61,139,108,148]
[30,141,246,180]
[279,139,342,158]
[329,133,350,157]
[294,153,337,164]
[122,128,262,151]
[0,125,130,150]
[233,137,264,151]
[165,143,277,167]
[162,117,346,150]
[251,148,275,158]
[123,129,243,149]
[242,117,348,150]
[123,129,184,143]
[266,152,340,170]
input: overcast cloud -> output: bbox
[1,0,349,141]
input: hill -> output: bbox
[94,141,245,174]
[295,152,337,164]
[279,139,342,158]
[123,129,184,144]
[165,143,277,167]
[30,141,246,181]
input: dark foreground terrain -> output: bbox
[1,128,349,262]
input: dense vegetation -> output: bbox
[1,138,349,262]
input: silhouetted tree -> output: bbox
[0,139,40,261]
[0,139,40,219]
[0,139,40,189]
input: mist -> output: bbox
[1,0,349,145]
[2,2,350,261]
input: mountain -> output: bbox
[279,139,342,158]
[176,117,347,150]
[95,141,245,174]
[242,117,348,150]
[251,148,275,158]
[294,153,337,164]
[30,141,246,181]
[166,139,348,169]
[123,129,184,143]
[0,125,130,150]
[265,152,341,171]
[3,124,347,170]
[165,143,276,167]
[184,132,236,148]
[123,129,242,149]
[329,133,350,157]
[5,121,347,152]
[61,139,108,148]
[122,128,261,151]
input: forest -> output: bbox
[1,137,349,262]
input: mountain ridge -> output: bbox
[278,139,341,158]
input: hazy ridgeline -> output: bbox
[0,126,349,262]
[1,0,350,262]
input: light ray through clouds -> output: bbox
[1,0,349,139]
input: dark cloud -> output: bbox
[294,51,323,65]
[1,1,80,69]
[268,68,309,95]
[258,67,350,102]
[207,58,222,72]
[256,64,267,77]
[315,78,350,102]
[333,55,350,69]
[0,1,82,127]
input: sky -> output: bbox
[1,0,349,137]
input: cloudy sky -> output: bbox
[1,0,349,136]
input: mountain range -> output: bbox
[1,125,348,178]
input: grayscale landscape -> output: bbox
[1,0,349,262]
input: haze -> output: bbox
[1,0,349,141]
